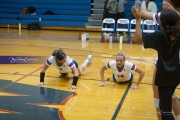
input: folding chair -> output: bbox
[156,23,160,31]
[116,19,130,42]
[143,20,156,34]
[100,18,115,42]
[129,19,143,43]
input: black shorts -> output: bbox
[107,13,117,20]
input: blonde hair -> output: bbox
[116,51,125,60]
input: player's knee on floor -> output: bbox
[154,98,159,109]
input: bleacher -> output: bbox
[0,0,91,28]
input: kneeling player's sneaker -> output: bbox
[87,55,93,67]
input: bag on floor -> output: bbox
[43,10,54,15]
[27,22,40,30]
[28,6,36,14]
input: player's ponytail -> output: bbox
[160,9,180,54]
[52,49,66,60]
[52,50,58,56]
[56,49,66,61]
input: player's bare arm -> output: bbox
[132,6,142,42]
[131,67,145,90]
[99,65,107,87]
[38,64,49,86]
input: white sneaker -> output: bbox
[87,55,93,67]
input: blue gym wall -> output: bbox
[0,0,163,28]
[0,0,91,28]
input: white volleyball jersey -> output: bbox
[153,12,161,24]
[106,61,136,82]
[46,56,75,73]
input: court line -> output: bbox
[2,72,180,90]
[0,43,155,64]
[0,67,42,91]
[2,72,178,89]
[0,72,152,83]
[0,72,106,81]
[111,82,132,120]
[14,67,42,83]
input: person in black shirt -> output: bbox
[132,7,180,120]
[140,0,180,120]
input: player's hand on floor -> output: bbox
[38,82,45,86]
[69,85,78,89]
[98,82,106,87]
[131,85,138,90]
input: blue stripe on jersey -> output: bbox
[46,59,51,66]
[69,61,75,67]
[155,13,159,23]
[129,72,134,81]
[73,60,78,68]
[107,63,110,68]
[131,64,135,70]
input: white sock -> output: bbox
[175,115,180,120]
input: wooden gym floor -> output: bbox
[0,28,179,120]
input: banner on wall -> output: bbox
[0,56,47,64]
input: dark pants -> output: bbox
[116,12,126,20]
[106,13,117,31]
[116,12,126,34]
[158,84,178,120]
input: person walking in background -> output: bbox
[117,0,130,20]
[116,0,130,31]
[102,0,109,21]
[105,0,118,37]
[157,0,168,13]
[146,0,157,30]
[106,0,118,25]
[146,0,157,13]
[115,0,130,39]
[102,0,109,29]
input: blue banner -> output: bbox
[0,56,47,64]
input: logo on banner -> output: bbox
[0,56,47,64]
